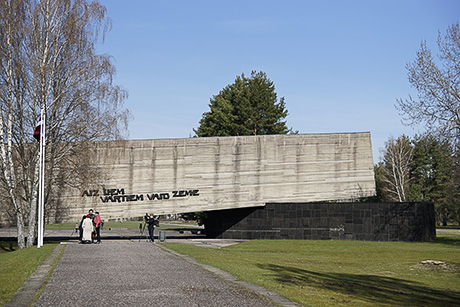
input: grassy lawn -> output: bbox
[0,242,58,306]
[164,229,460,306]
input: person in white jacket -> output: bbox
[82,214,94,243]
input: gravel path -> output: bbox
[34,241,277,307]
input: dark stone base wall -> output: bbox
[204,202,436,241]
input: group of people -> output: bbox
[78,209,102,244]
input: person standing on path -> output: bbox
[146,214,156,242]
[94,212,102,243]
[81,214,93,243]
[78,215,85,242]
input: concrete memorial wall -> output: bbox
[62,132,376,222]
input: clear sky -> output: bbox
[97,0,460,163]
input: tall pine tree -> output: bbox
[195,71,293,137]
[408,134,454,225]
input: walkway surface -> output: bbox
[3,227,300,307]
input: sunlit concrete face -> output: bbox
[64,133,376,221]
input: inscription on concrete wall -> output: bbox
[81,188,200,203]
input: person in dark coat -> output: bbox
[78,215,86,242]
[146,214,156,242]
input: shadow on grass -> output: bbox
[258,264,460,306]
[0,240,17,252]
[429,237,460,247]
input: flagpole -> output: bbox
[37,108,45,248]
[40,108,45,247]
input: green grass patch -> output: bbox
[0,243,57,306]
[164,229,460,306]
[43,222,77,229]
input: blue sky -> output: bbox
[97,0,460,163]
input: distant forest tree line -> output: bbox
[375,134,460,225]
[378,22,460,225]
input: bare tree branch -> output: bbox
[397,23,460,141]
[0,0,129,248]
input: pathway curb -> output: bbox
[5,244,65,307]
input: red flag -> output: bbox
[33,120,42,142]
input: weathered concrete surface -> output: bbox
[59,133,375,221]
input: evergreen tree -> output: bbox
[408,134,454,225]
[195,71,293,137]
[450,144,460,224]
[373,162,385,202]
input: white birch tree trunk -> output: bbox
[381,136,413,202]
[0,1,25,249]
